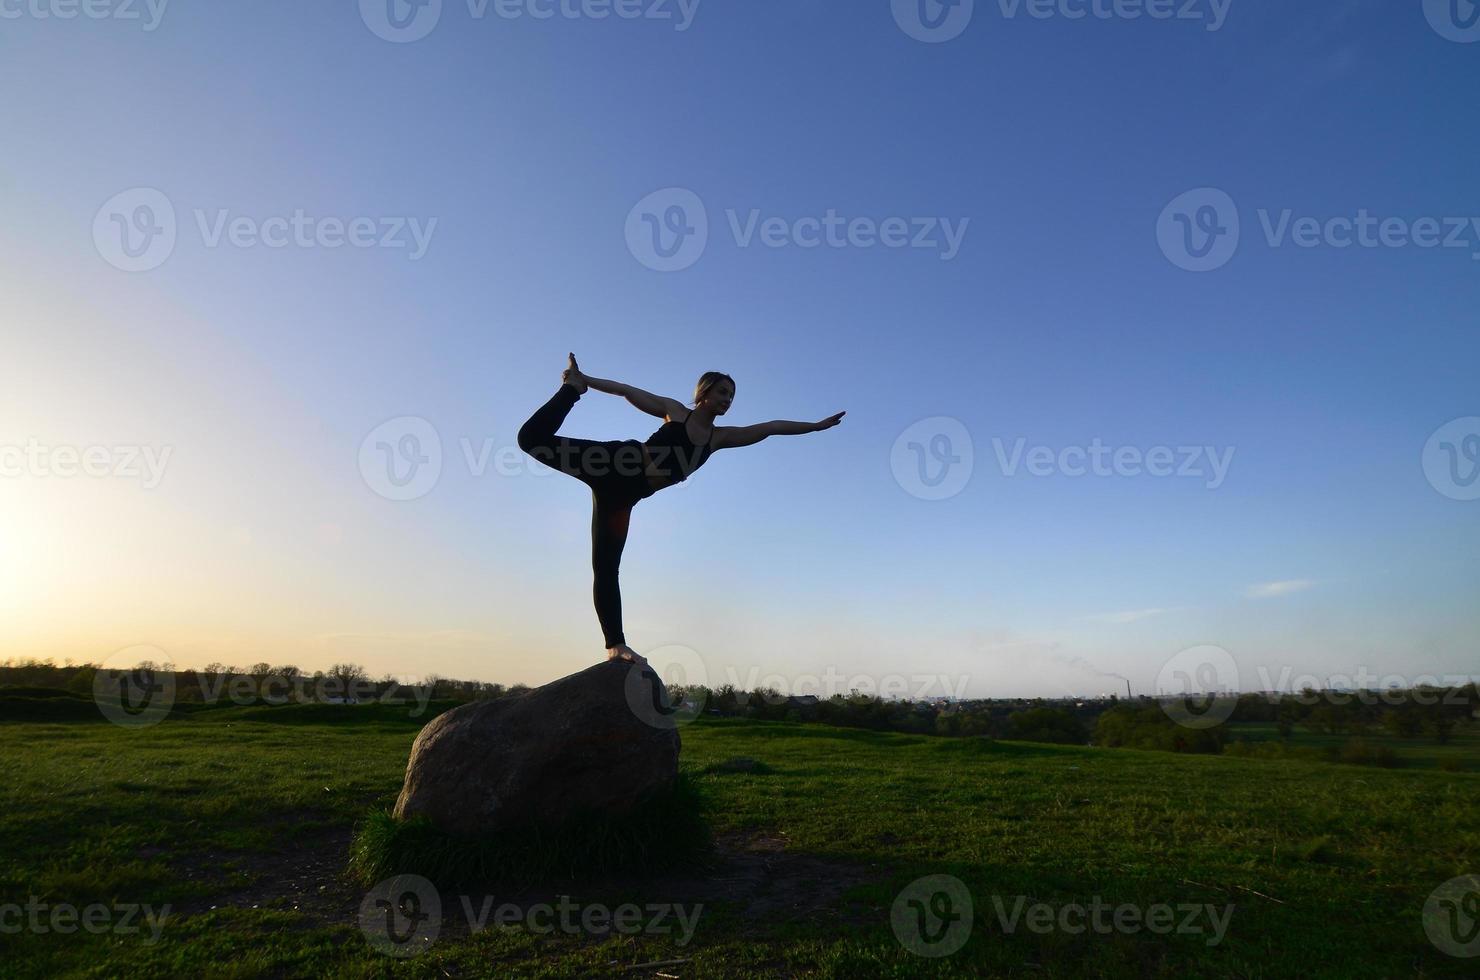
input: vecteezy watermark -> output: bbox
[625,188,969,272]
[624,643,709,730]
[1423,417,1480,502]
[357,874,703,958]
[1158,187,1480,272]
[460,894,702,945]
[893,0,1232,43]
[0,0,168,30]
[93,645,178,728]
[1156,188,1239,273]
[1424,0,1480,44]
[891,874,973,957]
[92,188,437,272]
[359,0,700,43]
[360,875,442,958]
[1248,668,1480,707]
[891,417,974,501]
[358,418,716,501]
[91,645,438,728]
[1424,875,1480,958]
[719,666,971,703]
[988,895,1235,946]
[1156,644,1240,728]
[892,0,975,42]
[0,438,172,489]
[359,417,444,502]
[992,437,1235,489]
[0,897,170,943]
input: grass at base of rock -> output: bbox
[347,773,712,888]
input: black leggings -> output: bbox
[517,384,656,648]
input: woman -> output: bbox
[517,353,846,666]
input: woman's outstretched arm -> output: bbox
[720,412,845,449]
[567,353,683,419]
[584,375,684,420]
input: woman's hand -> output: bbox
[813,411,846,432]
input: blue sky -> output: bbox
[2,0,1477,698]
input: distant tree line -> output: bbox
[6,658,1474,770]
[0,657,524,704]
[683,682,1478,769]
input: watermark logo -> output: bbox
[725,209,968,260]
[93,187,177,273]
[0,0,169,31]
[0,897,170,943]
[92,644,177,728]
[626,188,709,272]
[93,188,437,271]
[360,416,444,501]
[893,0,975,43]
[623,643,709,729]
[626,189,968,270]
[1157,188,1239,272]
[891,874,973,957]
[461,894,703,943]
[719,665,972,703]
[1424,0,1480,43]
[1250,667,1479,708]
[1157,644,1239,729]
[361,0,698,40]
[360,0,443,42]
[991,437,1234,489]
[1424,875,1480,957]
[1422,417,1480,502]
[894,0,1231,42]
[891,417,974,500]
[1160,190,1480,270]
[988,895,1234,945]
[359,874,442,957]
[0,438,172,488]
[359,885,703,956]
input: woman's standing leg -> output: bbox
[520,383,647,659]
[590,490,634,649]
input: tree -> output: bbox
[327,663,369,701]
[1383,707,1422,739]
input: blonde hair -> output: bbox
[692,371,735,408]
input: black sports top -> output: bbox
[643,410,715,484]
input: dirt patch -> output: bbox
[170,824,885,937]
[433,829,884,938]
[169,813,364,925]
[171,833,361,924]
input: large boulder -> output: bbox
[392,660,680,837]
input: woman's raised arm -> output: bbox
[567,354,684,420]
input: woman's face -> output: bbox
[703,379,735,415]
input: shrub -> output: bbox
[1005,707,1088,745]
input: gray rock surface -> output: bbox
[392,660,680,836]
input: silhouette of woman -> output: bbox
[517,354,845,665]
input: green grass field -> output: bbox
[1223,722,1480,770]
[2,703,1477,978]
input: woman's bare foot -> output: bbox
[606,644,648,666]
[563,352,588,394]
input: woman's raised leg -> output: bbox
[517,384,603,485]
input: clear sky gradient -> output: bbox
[3,0,1477,698]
